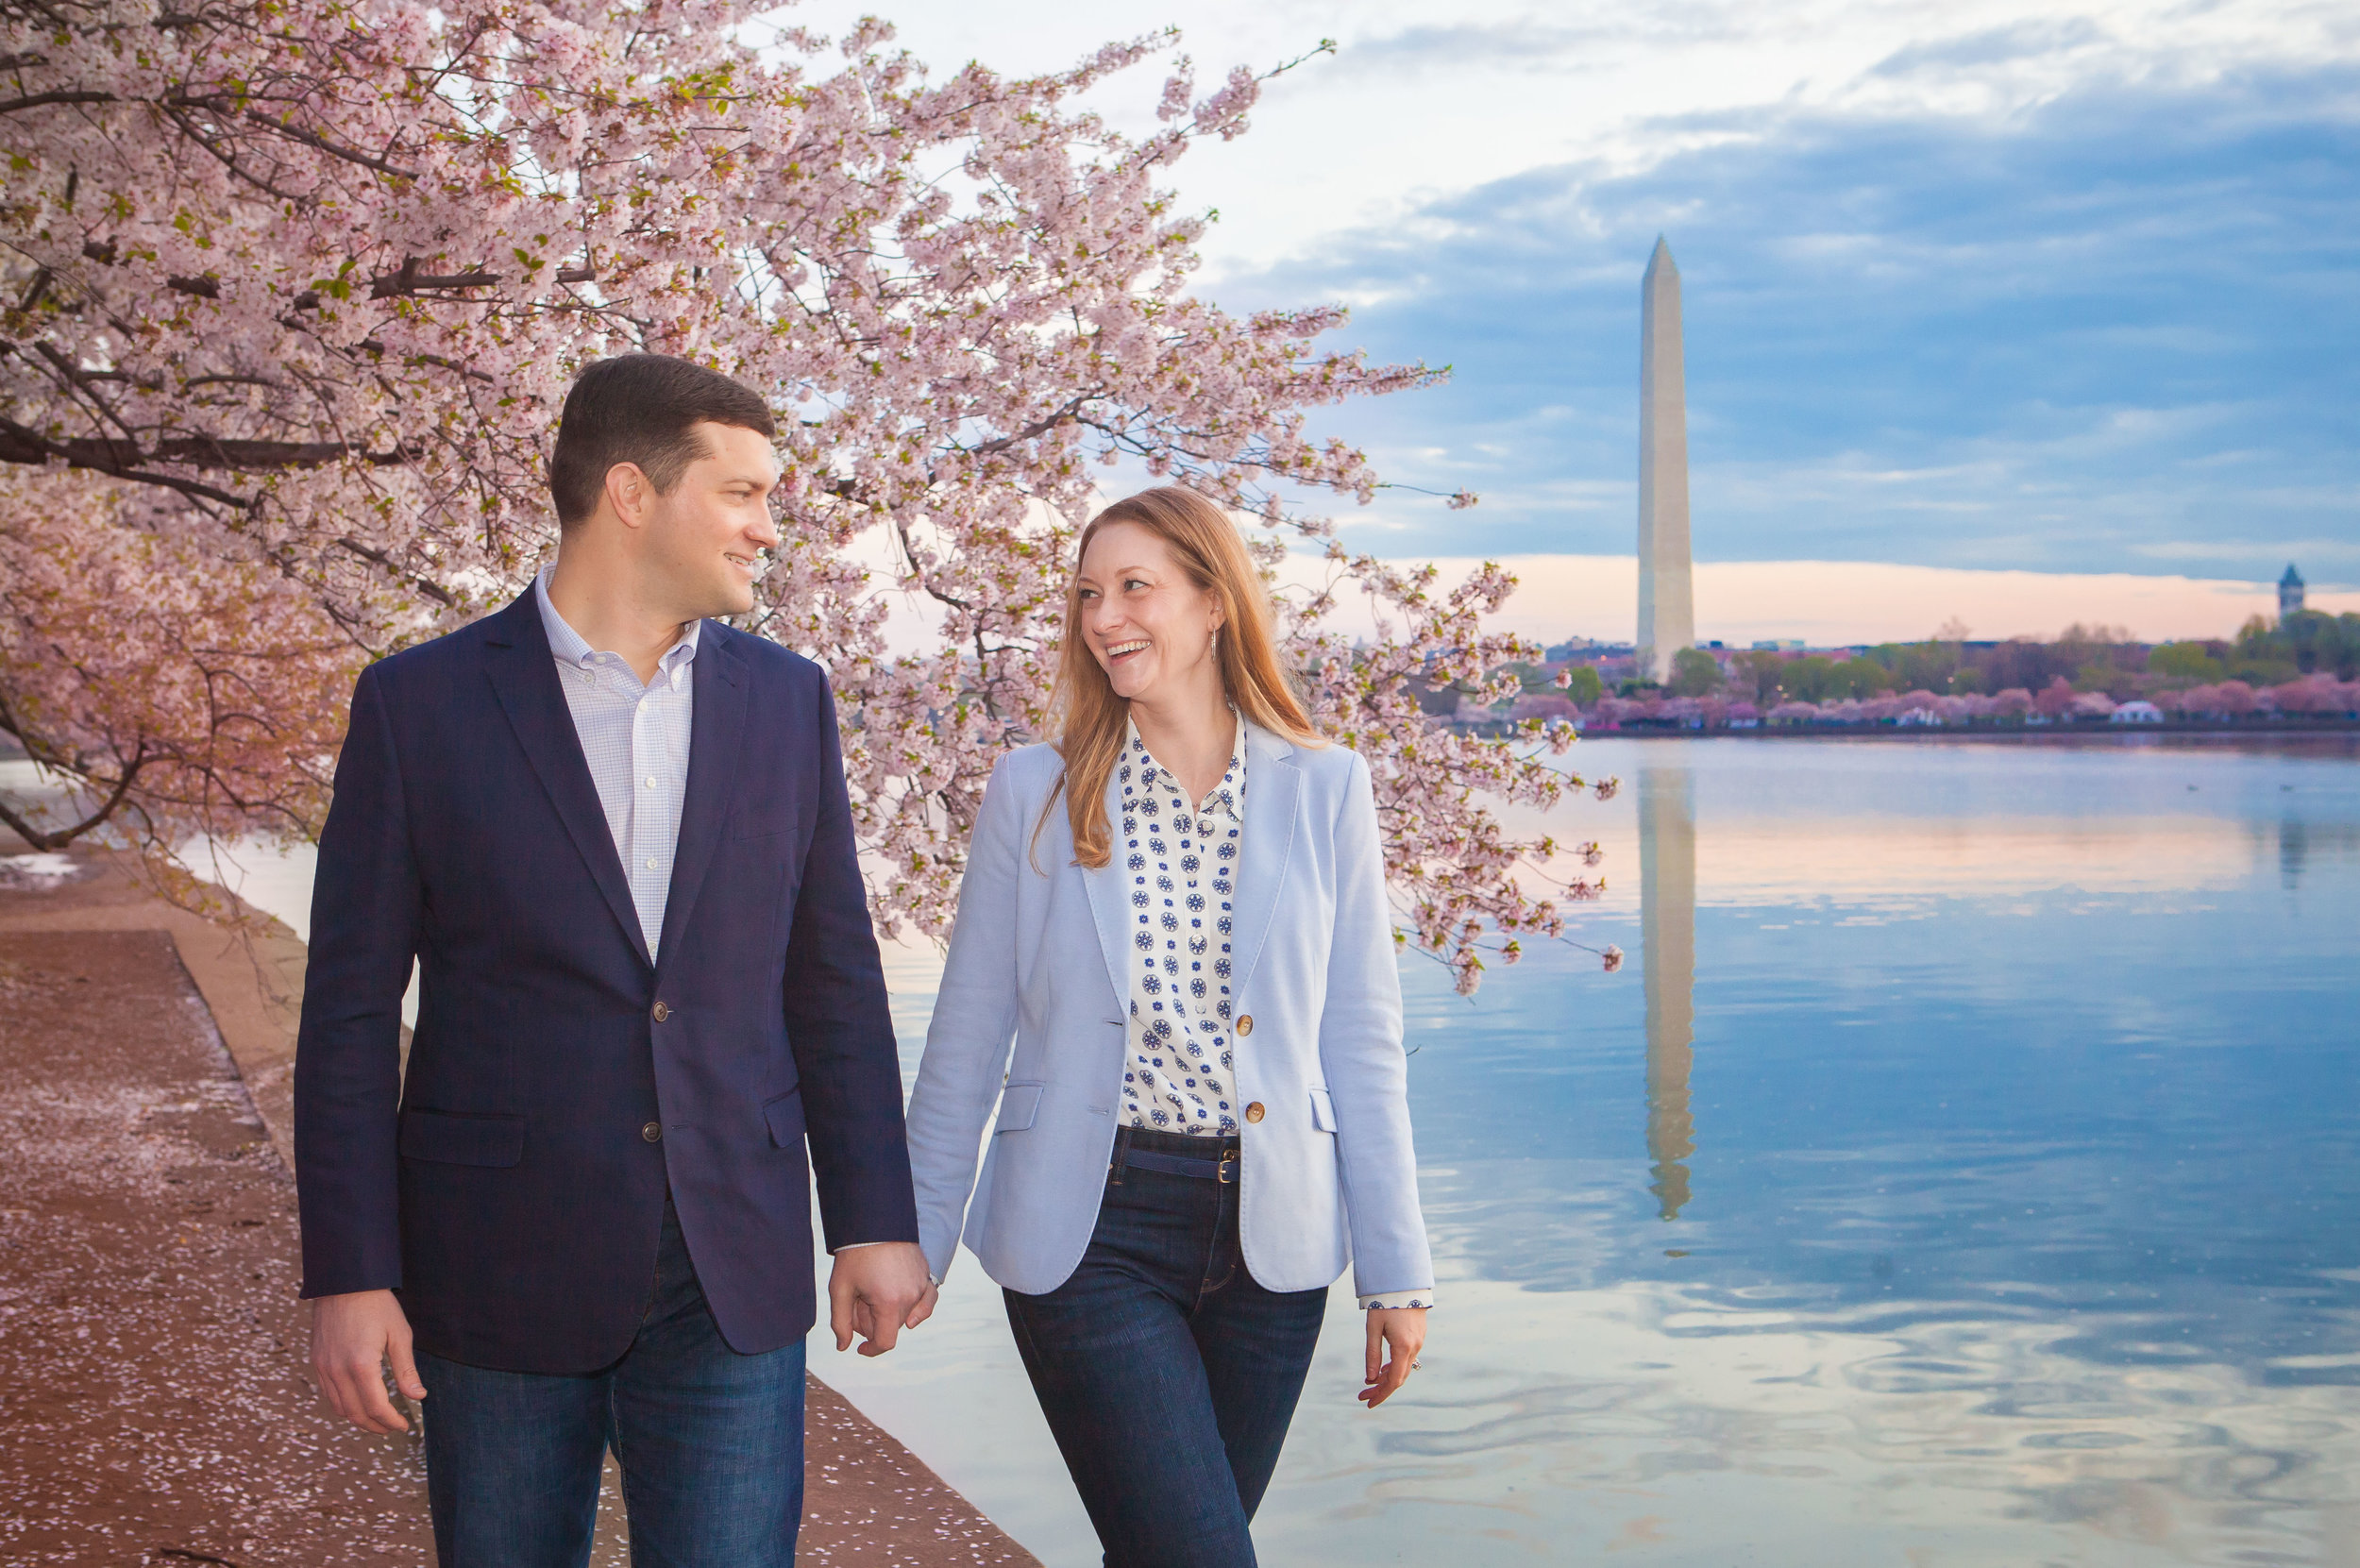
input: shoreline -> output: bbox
[1463,719,2360,742]
[0,839,1038,1567]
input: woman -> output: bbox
[904,487,1433,1567]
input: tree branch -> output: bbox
[0,415,252,506]
[333,535,455,606]
[0,747,147,851]
[0,89,114,113]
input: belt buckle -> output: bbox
[1217,1150,1238,1185]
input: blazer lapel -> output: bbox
[1075,762,1135,1015]
[654,627,748,969]
[480,594,648,965]
[1226,724,1301,999]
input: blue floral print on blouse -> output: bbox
[1118,717,1245,1138]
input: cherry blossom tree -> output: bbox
[0,0,1608,986]
[2212,680,2258,717]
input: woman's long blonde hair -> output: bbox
[1041,487,1322,868]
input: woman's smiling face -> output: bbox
[1075,520,1223,704]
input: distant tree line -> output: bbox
[1434,611,2360,732]
[1698,613,2359,707]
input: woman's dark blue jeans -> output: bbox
[1003,1127,1328,1568]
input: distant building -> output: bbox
[2112,700,2165,725]
[1750,639,1806,652]
[2280,564,2305,616]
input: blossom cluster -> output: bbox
[0,0,1598,988]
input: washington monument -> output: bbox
[1638,237,1694,680]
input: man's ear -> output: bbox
[604,462,652,530]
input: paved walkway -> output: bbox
[0,847,1036,1566]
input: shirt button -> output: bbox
[1236,1015,1254,1037]
[1244,1102,1266,1123]
[645,857,659,869]
[651,1001,670,1022]
[644,776,657,789]
[641,1121,663,1143]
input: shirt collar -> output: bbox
[534,564,701,685]
[1125,710,1248,820]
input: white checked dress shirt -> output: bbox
[534,566,696,964]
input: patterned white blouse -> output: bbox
[1117,717,1432,1313]
[1118,718,1245,1138]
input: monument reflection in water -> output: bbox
[1639,766,1695,1221]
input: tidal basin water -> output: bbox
[822,735,2360,1567]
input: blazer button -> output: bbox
[651,1001,670,1022]
[1244,1102,1265,1123]
[641,1121,663,1143]
[1236,1014,1254,1037]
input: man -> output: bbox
[295,354,933,1566]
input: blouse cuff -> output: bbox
[1359,1290,1435,1310]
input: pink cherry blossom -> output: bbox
[0,2,1600,990]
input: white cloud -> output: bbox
[777,1,2360,275]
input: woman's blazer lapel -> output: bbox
[1075,763,1135,1015]
[1228,724,1302,999]
[1072,721,1304,1015]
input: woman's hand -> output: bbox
[1359,1306,1426,1408]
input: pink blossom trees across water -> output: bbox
[0,0,1607,987]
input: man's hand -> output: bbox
[827,1242,934,1357]
[1359,1306,1427,1408]
[311,1289,425,1433]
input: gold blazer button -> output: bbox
[1244,1102,1266,1123]
[1236,1014,1254,1037]
[651,1001,671,1022]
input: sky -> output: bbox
[781,1,2360,639]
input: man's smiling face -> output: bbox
[642,420,783,620]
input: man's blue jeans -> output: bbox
[1003,1127,1328,1568]
[414,1197,805,1568]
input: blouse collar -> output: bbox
[1126,709,1248,823]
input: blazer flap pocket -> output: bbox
[399,1109,525,1167]
[1308,1087,1338,1134]
[764,1089,806,1149]
[996,1080,1046,1135]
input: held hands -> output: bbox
[828,1241,936,1357]
[1359,1306,1426,1408]
[311,1289,426,1433]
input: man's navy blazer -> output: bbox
[294,590,919,1374]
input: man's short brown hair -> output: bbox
[548,355,778,529]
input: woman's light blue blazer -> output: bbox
[905,721,1434,1300]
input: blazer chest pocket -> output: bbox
[733,799,810,842]
[996,1081,1046,1135]
[1308,1088,1338,1134]
[399,1108,525,1167]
